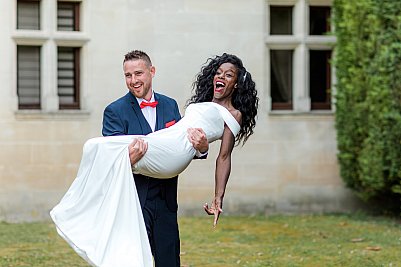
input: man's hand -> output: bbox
[128,138,148,165]
[203,197,223,227]
[187,128,208,153]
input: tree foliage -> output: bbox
[334,0,401,212]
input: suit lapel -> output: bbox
[126,92,153,134]
[155,93,165,131]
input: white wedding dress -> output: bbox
[50,102,240,267]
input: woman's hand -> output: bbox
[203,197,223,227]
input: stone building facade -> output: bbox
[0,0,361,222]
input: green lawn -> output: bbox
[0,214,400,266]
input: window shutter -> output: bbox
[17,0,40,30]
[57,2,80,31]
[17,46,41,109]
[58,47,80,109]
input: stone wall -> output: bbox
[0,0,362,222]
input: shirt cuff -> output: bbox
[195,150,208,158]
[131,163,139,174]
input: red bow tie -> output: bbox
[140,101,158,109]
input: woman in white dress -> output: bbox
[50,53,258,267]
[186,53,258,225]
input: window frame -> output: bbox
[13,0,88,114]
[266,0,336,113]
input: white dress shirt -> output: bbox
[136,91,157,132]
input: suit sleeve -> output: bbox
[173,101,182,123]
[102,105,126,136]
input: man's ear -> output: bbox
[150,66,156,78]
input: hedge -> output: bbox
[333,0,401,212]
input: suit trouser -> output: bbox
[142,185,180,267]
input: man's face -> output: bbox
[123,59,155,100]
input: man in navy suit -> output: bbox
[102,50,208,267]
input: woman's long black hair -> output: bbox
[187,53,259,146]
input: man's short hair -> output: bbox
[123,50,152,66]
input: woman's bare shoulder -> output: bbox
[229,109,242,125]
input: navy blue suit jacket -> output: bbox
[102,92,181,212]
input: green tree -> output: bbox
[334,0,401,212]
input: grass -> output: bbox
[0,214,400,266]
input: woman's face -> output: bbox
[213,62,238,101]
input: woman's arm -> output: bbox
[204,125,235,226]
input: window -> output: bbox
[266,1,335,112]
[14,0,87,112]
[270,6,293,35]
[310,50,331,110]
[17,46,41,109]
[310,6,331,35]
[57,2,80,31]
[58,47,80,109]
[271,50,293,110]
[17,0,40,30]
